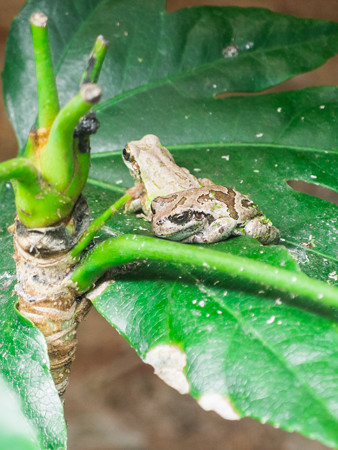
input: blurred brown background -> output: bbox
[1,1,337,449]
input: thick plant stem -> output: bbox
[71,234,338,309]
[0,158,40,185]
[14,196,92,398]
[70,193,130,258]
[81,35,108,84]
[40,83,101,190]
[30,12,59,129]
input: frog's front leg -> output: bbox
[124,184,145,213]
[182,217,237,244]
[241,215,280,244]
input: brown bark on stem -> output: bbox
[11,196,92,398]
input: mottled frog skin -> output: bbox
[122,134,280,244]
[151,185,280,245]
[122,134,202,218]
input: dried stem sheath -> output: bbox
[13,197,92,398]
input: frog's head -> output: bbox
[122,134,171,183]
[151,192,209,241]
[122,140,142,183]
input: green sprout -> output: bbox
[0,12,107,228]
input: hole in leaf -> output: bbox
[286,180,338,205]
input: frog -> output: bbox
[122,134,209,219]
[151,185,280,245]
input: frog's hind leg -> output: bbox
[243,215,280,244]
[183,217,237,244]
[198,177,216,187]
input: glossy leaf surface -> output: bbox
[4,0,338,150]
[2,0,338,448]
[93,250,338,447]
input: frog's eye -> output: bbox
[123,147,130,161]
[194,211,203,221]
[170,210,192,224]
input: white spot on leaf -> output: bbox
[328,271,337,281]
[222,45,238,58]
[144,345,190,394]
[198,393,239,420]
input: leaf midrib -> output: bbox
[91,142,338,159]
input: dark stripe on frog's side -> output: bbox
[197,188,239,220]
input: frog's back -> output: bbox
[140,151,200,203]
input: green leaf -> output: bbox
[0,374,40,450]
[3,0,338,149]
[92,255,338,448]
[3,1,338,448]
[86,85,338,445]
[0,184,67,449]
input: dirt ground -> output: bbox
[0,1,337,449]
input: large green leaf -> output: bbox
[0,184,67,449]
[3,0,338,149]
[2,0,338,448]
[92,253,338,448]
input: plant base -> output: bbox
[12,196,92,397]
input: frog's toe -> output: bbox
[244,216,280,244]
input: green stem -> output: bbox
[0,158,40,186]
[40,83,101,190]
[30,12,59,128]
[70,193,130,258]
[81,35,108,85]
[71,234,338,309]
